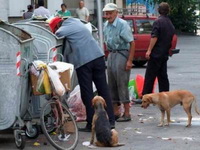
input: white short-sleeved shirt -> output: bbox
[76,7,89,21]
[33,6,51,17]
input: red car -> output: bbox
[104,15,179,66]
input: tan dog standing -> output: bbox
[141,90,200,127]
[90,96,124,147]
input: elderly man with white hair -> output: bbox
[103,3,135,122]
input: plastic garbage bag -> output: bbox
[135,74,158,98]
[67,85,86,121]
[135,74,144,99]
[48,62,74,91]
[128,79,138,100]
[47,66,66,96]
[36,70,45,94]
[84,22,92,33]
[67,83,97,121]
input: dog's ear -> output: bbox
[147,96,153,103]
[92,97,96,107]
[103,99,107,108]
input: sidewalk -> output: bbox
[76,104,200,150]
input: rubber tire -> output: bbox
[133,61,147,67]
[40,100,78,150]
[25,125,40,139]
[15,133,26,149]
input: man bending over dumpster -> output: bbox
[49,17,115,132]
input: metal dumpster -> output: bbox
[12,22,64,119]
[23,19,99,41]
[13,22,64,62]
[0,21,34,149]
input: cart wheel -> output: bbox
[25,125,40,139]
[14,131,26,149]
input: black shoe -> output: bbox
[78,125,91,132]
[110,124,115,129]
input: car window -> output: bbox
[136,19,154,34]
[125,20,134,32]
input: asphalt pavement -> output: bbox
[0,34,200,150]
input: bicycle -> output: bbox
[30,45,78,150]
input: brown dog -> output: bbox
[90,96,123,147]
[141,90,200,127]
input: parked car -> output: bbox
[104,15,180,67]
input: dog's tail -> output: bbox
[193,96,200,115]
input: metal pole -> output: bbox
[97,0,104,50]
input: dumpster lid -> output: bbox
[0,20,34,42]
[14,22,63,40]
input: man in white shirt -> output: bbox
[76,1,90,22]
[33,0,51,18]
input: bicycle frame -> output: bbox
[51,96,65,128]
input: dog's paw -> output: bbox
[90,140,94,145]
[157,123,164,127]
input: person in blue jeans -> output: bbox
[49,17,115,132]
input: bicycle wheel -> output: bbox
[40,100,78,150]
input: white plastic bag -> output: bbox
[67,85,86,121]
[47,66,66,96]
[67,83,97,121]
[84,22,92,34]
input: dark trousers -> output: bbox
[142,57,169,95]
[76,57,115,127]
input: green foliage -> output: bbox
[149,0,199,33]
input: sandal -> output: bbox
[116,115,131,122]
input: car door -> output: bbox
[133,18,155,60]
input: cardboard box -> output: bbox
[30,69,71,96]
[30,73,44,95]
[59,69,71,91]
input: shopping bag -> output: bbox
[128,79,138,100]
[43,69,52,94]
[135,74,144,99]
[135,74,158,98]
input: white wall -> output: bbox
[85,0,95,14]
[0,0,9,21]
[9,0,31,17]
[47,0,63,15]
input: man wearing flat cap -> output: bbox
[103,3,135,122]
